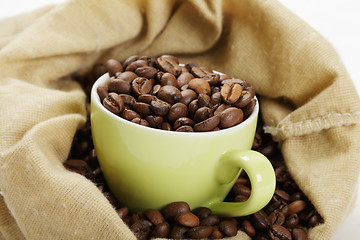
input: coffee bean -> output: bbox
[180,89,197,106]
[160,122,172,131]
[233,182,251,197]
[188,99,199,117]
[194,107,213,123]
[242,220,256,237]
[214,103,231,116]
[292,228,308,240]
[151,84,161,95]
[200,215,220,226]
[122,109,141,121]
[288,200,307,215]
[220,107,244,128]
[162,202,191,220]
[97,82,109,102]
[103,92,124,115]
[193,207,212,220]
[105,59,123,76]
[119,94,136,107]
[116,71,138,83]
[144,209,164,225]
[168,224,189,239]
[151,222,170,238]
[131,77,153,96]
[92,63,107,79]
[175,125,194,132]
[135,66,158,79]
[131,118,149,127]
[157,85,181,104]
[232,90,253,108]
[188,226,213,239]
[159,72,178,87]
[108,77,131,94]
[122,55,140,69]
[64,159,91,177]
[145,115,164,128]
[173,117,195,130]
[268,225,291,240]
[168,103,188,122]
[198,93,212,108]
[176,212,200,227]
[211,226,224,239]
[157,55,182,77]
[133,102,152,117]
[219,220,238,237]
[252,210,271,231]
[194,115,220,132]
[243,98,256,119]
[130,219,152,240]
[269,211,286,226]
[116,207,129,219]
[221,82,242,104]
[125,59,148,72]
[284,214,299,229]
[150,98,171,116]
[188,78,211,95]
[177,71,194,88]
[138,94,157,104]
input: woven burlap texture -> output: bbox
[1,0,359,239]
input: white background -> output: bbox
[0,0,359,239]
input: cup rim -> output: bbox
[91,72,259,137]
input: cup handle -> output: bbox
[208,150,276,217]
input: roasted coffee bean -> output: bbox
[122,109,141,121]
[133,102,152,117]
[221,78,248,87]
[198,93,212,108]
[274,189,291,203]
[188,99,199,116]
[214,103,231,116]
[211,91,222,105]
[122,55,140,69]
[145,115,164,128]
[168,224,189,239]
[168,103,188,122]
[144,209,164,225]
[269,211,286,226]
[308,213,323,227]
[288,200,307,215]
[151,222,170,238]
[162,202,191,220]
[108,77,131,94]
[176,212,200,227]
[103,92,124,115]
[116,71,138,83]
[91,63,107,79]
[233,182,251,197]
[232,90,253,108]
[194,107,213,123]
[200,215,220,226]
[234,194,249,202]
[116,207,129,219]
[131,77,153,96]
[150,98,171,116]
[119,94,136,107]
[151,84,161,95]
[173,117,195,130]
[105,59,123,76]
[160,122,172,131]
[269,225,292,240]
[211,226,224,239]
[157,55,182,77]
[252,210,271,231]
[242,220,256,237]
[177,71,194,88]
[220,107,244,128]
[135,66,158,79]
[194,115,220,132]
[97,82,109,102]
[180,89,197,106]
[130,219,153,240]
[125,59,148,72]
[188,226,213,239]
[292,228,308,240]
[193,207,212,220]
[284,214,299,229]
[157,85,182,104]
[176,125,194,132]
[131,118,149,127]
[138,94,157,104]
[221,82,242,104]
[243,98,256,118]
[219,220,238,237]
[188,78,211,95]
[159,72,178,87]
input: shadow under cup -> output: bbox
[90,73,276,217]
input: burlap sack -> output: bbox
[0,0,359,239]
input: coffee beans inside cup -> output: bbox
[96,55,257,132]
[68,56,324,239]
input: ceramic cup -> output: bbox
[90,73,275,217]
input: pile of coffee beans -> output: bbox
[95,55,257,132]
[67,56,324,239]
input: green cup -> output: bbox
[91,73,275,217]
